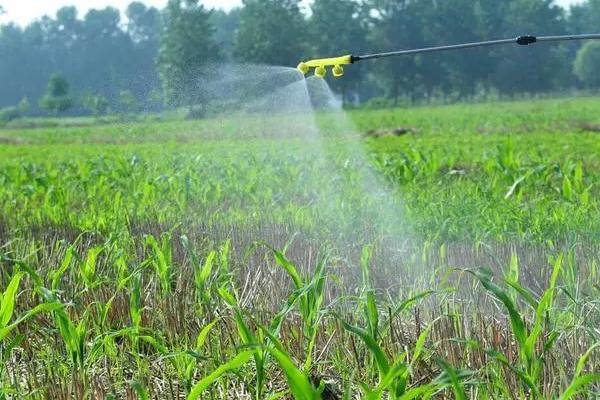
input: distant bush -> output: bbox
[0,106,21,123]
[39,73,74,114]
[574,42,600,89]
[82,93,109,117]
[118,90,138,114]
[0,97,30,123]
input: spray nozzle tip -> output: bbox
[332,65,344,77]
[297,62,309,75]
[315,66,327,78]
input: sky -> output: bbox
[0,0,584,26]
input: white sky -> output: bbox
[0,0,583,26]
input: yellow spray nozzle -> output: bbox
[315,65,327,78]
[297,62,310,75]
[332,64,344,77]
[297,55,353,78]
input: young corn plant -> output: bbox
[268,245,328,372]
[37,287,105,397]
[163,318,219,394]
[218,283,269,400]
[215,245,326,399]
[0,272,63,368]
[218,282,295,400]
[470,255,600,398]
[145,233,173,295]
[260,328,321,400]
[339,246,449,399]
[79,245,104,289]
[126,272,148,358]
[187,351,254,400]
[49,245,75,291]
[181,235,220,315]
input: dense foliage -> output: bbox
[1,0,600,114]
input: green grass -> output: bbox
[0,97,599,398]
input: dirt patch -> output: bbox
[579,122,600,133]
[0,135,26,144]
[365,126,420,138]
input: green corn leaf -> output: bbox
[146,234,171,293]
[219,240,231,272]
[130,275,142,329]
[524,255,562,366]
[562,175,573,201]
[472,269,527,347]
[411,318,438,368]
[0,272,23,328]
[574,161,584,192]
[268,347,320,400]
[435,358,467,400]
[233,309,256,346]
[218,286,236,306]
[365,289,379,341]
[0,302,63,342]
[187,351,253,400]
[139,335,167,353]
[397,385,439,400]
[272,248,303,290]
[504,278,538,309]
[128,380,149,400]
[81,246,102,286]
[575,343,600,378]
[361,245,373,289]
[559,374,600,400]
[198,251,215,287]
[377,357,409,395]
[484,349,539,396]
[557,344,600,400]
[51,246,74,290]
[341,320,390,380]
[195,319,219,351]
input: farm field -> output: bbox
[1,97,600,399]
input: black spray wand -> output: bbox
[297,33,600,78]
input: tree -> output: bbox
[39,73,74,114]
[158,0,220,110]
[365,0,425,103]
[83,93,109,116]
[568,0,600,35]
[119,90,137,113]
[574,41,600,89]
[126,2,160,44]
[18,97,30,115]
[212,8,241,60]
[417,0,486,98]
[0,4,162,112]
[234,0,308,67]
[0,98,28,123]
[309,0,367,104]
[490,0,568,94]
[125,2,161,109]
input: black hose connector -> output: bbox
[516,35,537,45]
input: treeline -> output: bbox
[1,0,600,117]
